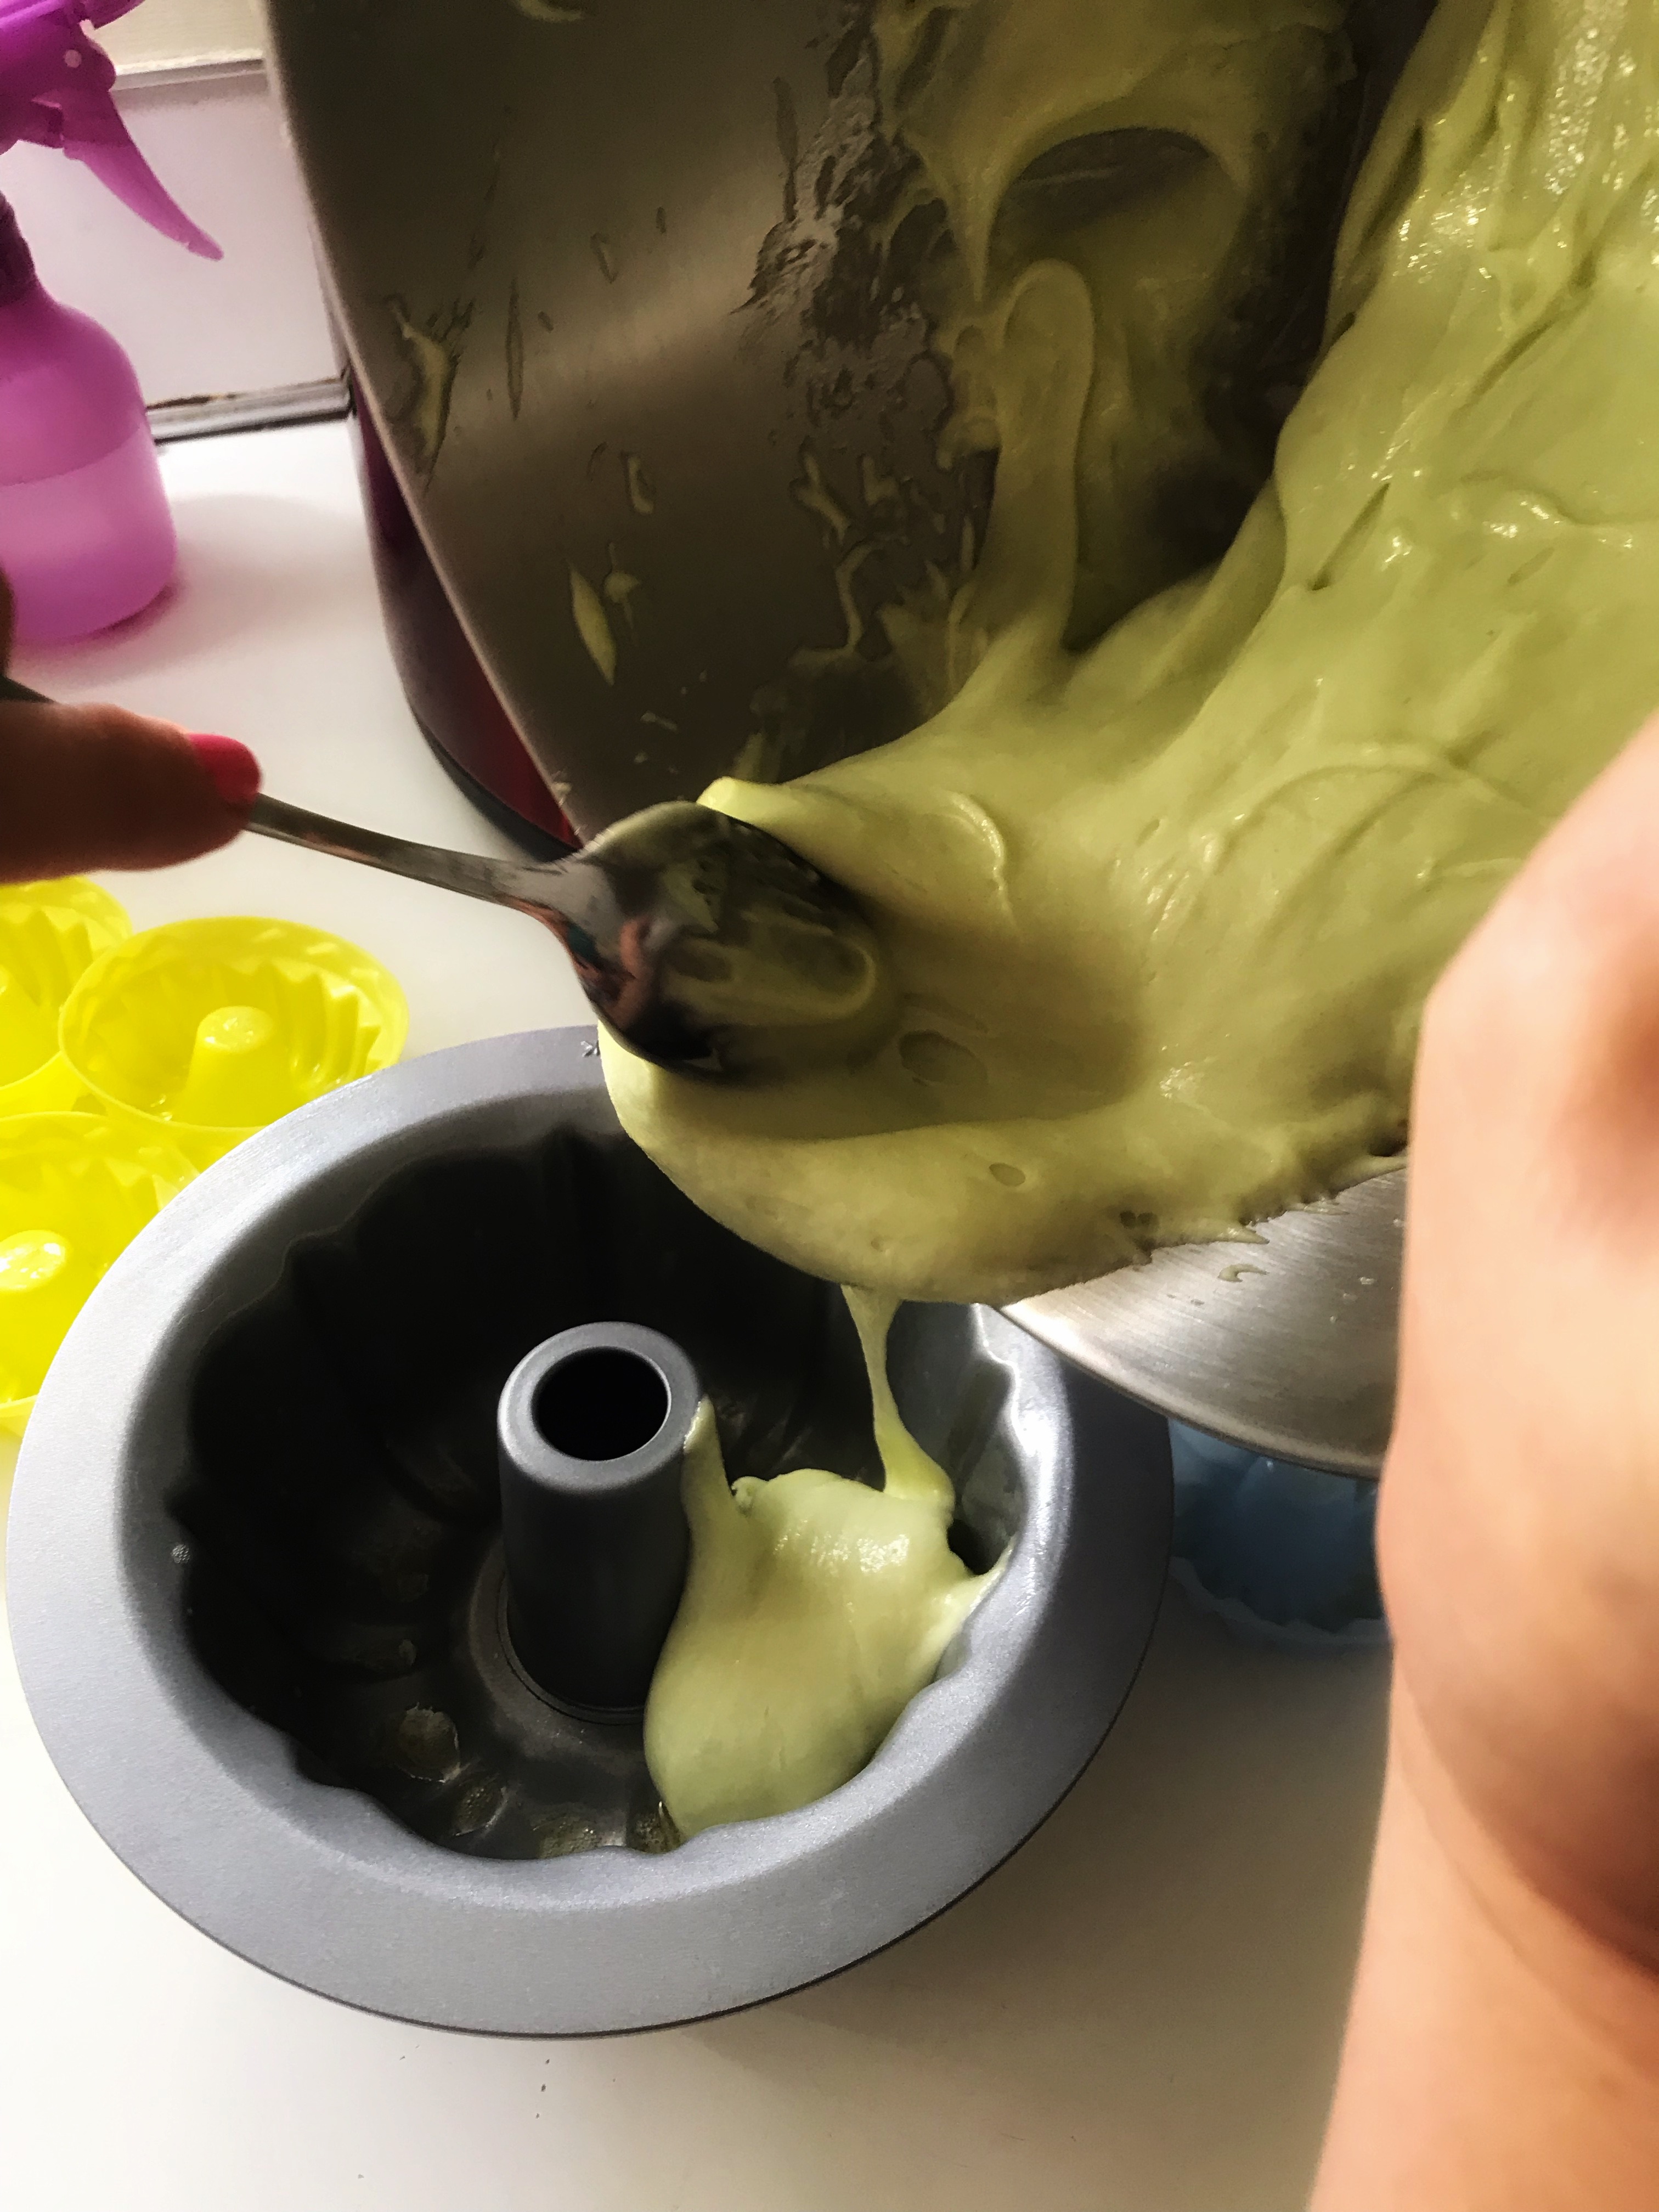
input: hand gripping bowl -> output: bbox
[6,1029,1170,2035]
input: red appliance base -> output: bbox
[351,388,578,857]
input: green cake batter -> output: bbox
[605,0,1659,1305]
[644,1291,999,1838]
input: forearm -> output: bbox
[1313,1690,1659,2211]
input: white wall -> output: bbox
[0,14,338,408]
[100,0,264,71]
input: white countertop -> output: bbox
[0,420,1387,2212]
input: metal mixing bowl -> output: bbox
[266,0,1428,838]
[264,2,1429,1469]
[7,1029,1170,2034]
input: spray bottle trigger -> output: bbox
[0,2,220,260]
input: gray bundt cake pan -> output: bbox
[7,1028,1171,2034]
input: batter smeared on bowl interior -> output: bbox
[604,0,1659,1305]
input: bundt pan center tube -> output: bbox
[497,1322,699,1716]
[5,1029,1170,2036]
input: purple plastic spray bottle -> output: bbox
[0,0,220,644]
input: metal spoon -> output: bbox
[0,672,890,1078]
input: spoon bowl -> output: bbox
[247,790,894,1079]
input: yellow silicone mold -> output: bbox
[0,877,131,1119]
[59,916,410,1167]
[0,1114,195,1437]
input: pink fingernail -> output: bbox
[189,733,261,812]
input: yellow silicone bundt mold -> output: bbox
[0,1113,195,1436]
[0,878,130,1118]
[59,917,409,1166]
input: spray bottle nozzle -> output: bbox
[0,0,221,260]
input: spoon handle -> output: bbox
[247,794,547,914]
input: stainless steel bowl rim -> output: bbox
[1010,1171,1405,1480]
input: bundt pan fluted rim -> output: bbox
[7,1029,1171,2036]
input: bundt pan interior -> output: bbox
[7,1029,1171,2035]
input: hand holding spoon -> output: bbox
[0,673,891,1078]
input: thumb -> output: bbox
[0,698,261,883]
